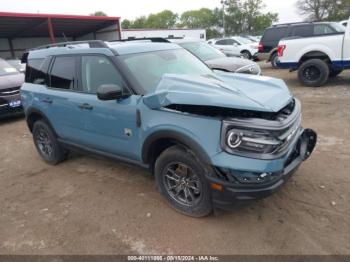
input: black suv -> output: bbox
[258,22,344,68]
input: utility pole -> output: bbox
[221,0,228,37]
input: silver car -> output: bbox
[171,39,261,75]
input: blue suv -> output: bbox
[21,40,317,217]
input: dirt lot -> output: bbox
[1,64,350,255]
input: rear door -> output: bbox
[215,39,240,56]
[261,27,288,53]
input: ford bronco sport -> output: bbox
[21,40,317,217]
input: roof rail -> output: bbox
[271,21,314,27]
[31,40,109,50]
[111,37,170,43]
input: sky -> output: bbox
[0,0,302,23]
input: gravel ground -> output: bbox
[0,64,349,255]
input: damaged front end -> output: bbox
[142,73,317,206]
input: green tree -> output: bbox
[146,10,178,28]
[225,0,278,35]
[121,19,131,29]
[296,0,350,21]
[90,11,107,16]
[180,8,215,28]
[130,16,148,29]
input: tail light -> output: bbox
[277,45,286,57]
[258,42,264,52]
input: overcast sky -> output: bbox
[0,0,301,23]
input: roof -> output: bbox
[28,41,182,59]
[0,12,120,38]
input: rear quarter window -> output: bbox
[25,59,45,84]
[262,27,287,42]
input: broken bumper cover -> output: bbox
[206,128,317,210]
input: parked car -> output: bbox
[241,35,261,43]
[339,20,348,27]
[169,39,261,75]
[258,21,346,68]
[207,36,259,59]
[21,40,317,217]
[6,59,26,73]
[0,58,24,118]
[277,19,349,87]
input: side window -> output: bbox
[25,59,45,84]
[225,39,236,45]
[231,39,240,45]
[81,56,126,94]
[50,56,76,90]
[314,24,336,35]
[291,25,313,37]
[215,39,227,45]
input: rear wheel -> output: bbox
[33,120,68,165]
[329,69,343,77]
[241,50,251,60]
[155,145,212,217]
[270,52,279,68]
[298,59,329,87]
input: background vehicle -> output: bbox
[277,19,349,87]
[241,35,261,42]
[207,36,258,59]
[6,59,26,73]
[21,40,316,217]
[258,21,346,68]
[169,39,261,75]
[0,58,24,118]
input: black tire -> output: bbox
[298,59,330,87]
[270,52,279,68]
[329,69,343,77]
[154,145,212,217]
[32,120,68,165]
[241,50,251,60]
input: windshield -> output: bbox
[0,59,19,76]
[120,48,213,93]
[179,42,226,61]
[330,22,346,33]
[235,36,255,44]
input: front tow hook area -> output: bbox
[300,128,317,160]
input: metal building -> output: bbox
[0,12,121,59]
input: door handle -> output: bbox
[42,98,53,104]
[78,103,93,110]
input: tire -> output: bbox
[329,69,343,77]
[298,59,330,87]
[241,50,251,60]
[270,52,279,68]
[32,120,68,165]
[154,145,212,217]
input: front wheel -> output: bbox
[154,146,212,217]
[270,52,279,68]
[298,59,329,87]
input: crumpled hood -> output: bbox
[143,72,293,113]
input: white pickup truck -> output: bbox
[277,18,350,87]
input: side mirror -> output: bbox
[233,43,239,47]
[97,84,126,101]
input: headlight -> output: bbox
[225,128,282,154]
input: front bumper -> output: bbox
[0,93,23,119]
[206,128,317,210]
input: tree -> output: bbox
[225,0,278,35]
[90,11,107,16]
[121,19,131,29]
[180,8,215,28]
[131,16,148,29]
[296,0,350,21]
[146,10,178,28]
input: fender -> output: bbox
[141,129,212,165]
[25,106,57,135]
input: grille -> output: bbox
[0,86,20,97]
